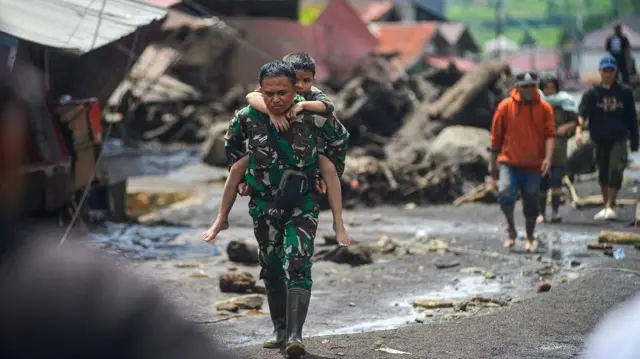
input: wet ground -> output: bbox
[90,138,640,350]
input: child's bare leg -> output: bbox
[319,155,350,245]
[202,156,248,242]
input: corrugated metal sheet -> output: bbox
[314,0,379,83]
[438,22,466,45]
[409,0,445,20]
[0,0,167,54]
[357,1,394,24]
[425,55,476,72]
[52,19,165,104]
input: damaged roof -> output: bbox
[374,22,439,68]
[0,0,168,54]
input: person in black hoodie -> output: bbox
[0,69,232,358]
[577,55,639,221]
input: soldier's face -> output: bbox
[260,76,296,115]
[295,70,314,95]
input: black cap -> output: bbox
[515,72,538,86]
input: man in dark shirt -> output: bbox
[577,55,639,221]
[0,72,232,358]
[606,23,632,84]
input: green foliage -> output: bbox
[299,5,323,25]
[447,0,639,52]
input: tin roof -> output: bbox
[374,22,439,68]
[357,0,394,24]
[314,0,379,82]
[425,55,476,72]
[438,22,466,45]
[0,0,168,54]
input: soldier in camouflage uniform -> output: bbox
[224,60,349,358]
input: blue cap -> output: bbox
[599,56,617,70]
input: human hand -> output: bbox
[557,126,568,136]
[314,177,327,194]
[488,160,499,180]
[237,182,251,196]
[287,102,304,119]
[541,158,551,176]
[270,114,289,132]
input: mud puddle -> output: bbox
[101,139,199,180]
[89,223,221,260]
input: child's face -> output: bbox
[295,70,314,95]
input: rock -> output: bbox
[460,267,494,279]
[219,271,257,293]
[174,262,200,269]
[323,234,338,246]
[428,126,491,181]
[200,122,230,167]
[467,296,508,307]
[412,298,455,309]
[226,240,259,265]
[215,294,264,312]
[371,235,398,254]
[317,245,373,265]
[537,282,552,293]
[454,300,468,312]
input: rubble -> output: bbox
[219,271,258,293]
[215,294,264,312]
[226,240,260,265]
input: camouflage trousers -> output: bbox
[248,196,319,291]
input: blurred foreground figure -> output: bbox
[585,293,640,359]
[0,75,230,358]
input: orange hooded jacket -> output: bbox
[490,88,556,172]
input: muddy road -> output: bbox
[90,140,640,349]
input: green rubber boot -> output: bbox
[262,281,287,349]
[285,288,311,358]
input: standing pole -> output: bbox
[495,0,505,59]
[89,0,107,51]
[576,0,583,80]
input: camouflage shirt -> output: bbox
[225,96,349,201]
[303,86,335,114]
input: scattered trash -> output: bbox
[587,242,613,250]
[375,347,412,355]
[372,213,384,222]
[189,270,209,278]
[614,248,625,260]
[435,260,461,269]
[322,339,331,344]
[175,262,200,269]
[412,298,455,309]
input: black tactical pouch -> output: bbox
[257,116,312,212]
[275,169,310,212]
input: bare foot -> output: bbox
[524,238,535,253]
[504,227,517,248]
[334,222,351,246]
[202,218,229,243]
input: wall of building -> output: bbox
[574,49,640,78]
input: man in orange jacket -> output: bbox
[489,72,556,252]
